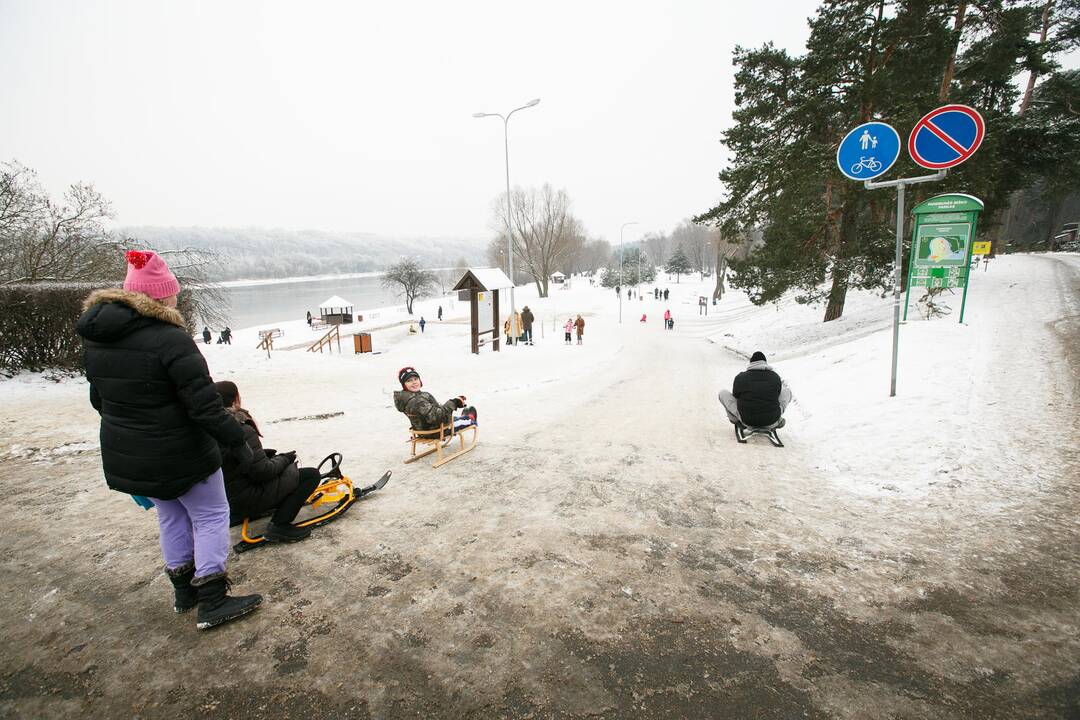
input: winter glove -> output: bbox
[264,448,277,458]
[452,396,465,409]
[280,450,297,464]
[232,442,254,470]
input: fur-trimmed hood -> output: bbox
[77,288,186,343]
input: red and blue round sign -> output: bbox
[907,105,985,170]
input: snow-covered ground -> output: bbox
[1,253,1077,718]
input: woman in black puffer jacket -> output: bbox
[213,381,320,543]
[77,249,261,630]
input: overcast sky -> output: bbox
[3,1,1072,246]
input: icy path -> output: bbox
[0,255,1077,718]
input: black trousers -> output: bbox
[272,467,321,525]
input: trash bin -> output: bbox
[353,333,372,354]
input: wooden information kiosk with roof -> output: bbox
[451,268,513,354]
[318,296,354,325]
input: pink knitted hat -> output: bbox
[123,250,180,300]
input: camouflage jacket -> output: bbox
[393,389,458,431]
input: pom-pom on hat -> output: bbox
[123,250,179,300]
[398,366,421,388]
[750,351,767,363]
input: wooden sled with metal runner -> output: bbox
[405,422,478,468]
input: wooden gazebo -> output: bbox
[318,295,354,325]
[451,268,513,354]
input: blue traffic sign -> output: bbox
[908,104,984,170]
[836,122,901,181]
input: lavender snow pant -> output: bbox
[149,469,230,579]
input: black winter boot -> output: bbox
[165,563,198,614]
[192,572,262,630]
[265,522,312,543]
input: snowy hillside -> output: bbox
[1,253,1077,718]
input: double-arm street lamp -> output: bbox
[618,221,638,323]
[473,98,541,340]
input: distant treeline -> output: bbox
[122,226,486,281]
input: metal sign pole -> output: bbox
[864,170,946,397]
[891,182,905,398]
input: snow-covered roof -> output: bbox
[550,271,566,278]
[319,295,353,309]
[452,267,513,292]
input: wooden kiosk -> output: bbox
[451,268,513,354]
[318,296,354,325]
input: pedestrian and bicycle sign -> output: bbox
[836,122,901,181]
[835,104,985,181]
[907,105,985,170]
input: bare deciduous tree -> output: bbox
[491,184,585,297]
[670,219,718,280]
[1,161,226,329]
[382,258,436,314]
[1,161,121,284]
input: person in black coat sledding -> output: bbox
[213,381,321,543]
[77,249,261,630]
[718,351,793,429]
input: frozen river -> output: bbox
[212,273,403,330]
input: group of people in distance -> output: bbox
[200,325,232,345]
[76,249,792,633]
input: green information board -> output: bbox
[904,193,983,322]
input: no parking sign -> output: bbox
[908,105,985,170]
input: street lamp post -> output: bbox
[618,221,638,324]
[473,98,540,344]
[638,238,643,295]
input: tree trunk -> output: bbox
[713,246,725,300]
[1019,0,1054,115]
[938,2,968,102]
[824,267,849,322]
[824,198,858,322]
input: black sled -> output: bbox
[734,420,785,448]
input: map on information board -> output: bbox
[914,223,970,266]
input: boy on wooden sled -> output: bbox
[393,366,477,438]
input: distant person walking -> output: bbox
[663,289,669,301]
[521,305,535,345]
[222,327,232,345]
[202,327,211,345]
[306,310,312,326]
[564,318,574,345]
[419,317,426,333]
[437,305,443,321]
[664,309,671,330]
[76,250,261,630]
[574,314,585,345]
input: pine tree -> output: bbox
[664,247,692,282]
[696,0,1080,322]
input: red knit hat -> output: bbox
[123,250,179,300]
